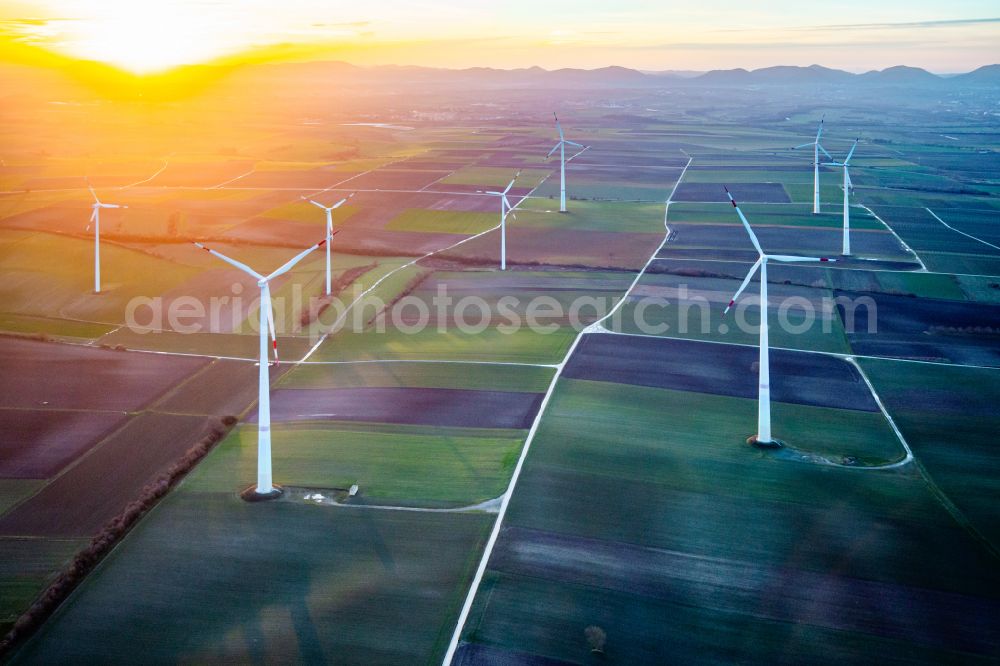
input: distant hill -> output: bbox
[235,60,998,90]
[951,64,1000,85]
[858,65,942,85]
[643,69,704,79]
[695,68,754,85]
[686,64,967,86]
[248,61,660,89]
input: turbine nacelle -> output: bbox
[548,113,584,158]
[303,191,355,213]
[195,238,326,364]
[791,117,831,160]
[722,186,836,314]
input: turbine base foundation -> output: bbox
[240,485,284,502]
[747,435,784,449]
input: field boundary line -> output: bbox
[297,359,558,368]
[117,156,172,189]
[207,166,257,189]
[925,207,1000,251]
[844,357,913,468]
[440,150,691,665]
[418,169,460,192]
[859,204,927,271]
[302,155,417,200]
[851,358,1000,560]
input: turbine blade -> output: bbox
[503,173,519,194]
[193,242,265,280]
[554,112,564,140]
[265,291,279,365]
[768,254,835,263]
[815,118,824,142]
[724,187,763,256]
[330,196,349,209]
[308,199,326,210]
[724,257,763,314]
[792,142,813,150]
[565,140,584,148]
[547,143,561,158]
[818,144,833,160]
[846,168,853,190]
[484,191,502,195]
[265,239,326,281]
[844,140,858,164]
[86,179,100,204]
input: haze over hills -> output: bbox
[1,57,997,110]
[241,61,1000,89]
[2,54,998,99]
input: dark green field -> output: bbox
[457,376,1000,664]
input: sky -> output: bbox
[0,0,997,74]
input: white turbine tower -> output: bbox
[548,113,583,213]
[823,140,859,256]
[480,172,520,270]
[793,117,832,215]
[302,193,352,294]
[86,183,126,294]
[194,239,325,499]
[722,187,835,447]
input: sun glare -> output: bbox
[45,2,250,74]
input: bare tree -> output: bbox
[585,626,606,655]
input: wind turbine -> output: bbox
[722,187,835,447]
[302,193,352,294]
[194,239,325,499]
[480,172,520,270]
[86,182,126,293]
[793,117,832,215]
[823,140,859,256]
[547,113,583,213]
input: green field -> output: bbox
[859,359,1000,549]
[666,202,884,230]
[15,491,491,664]
[458,376,998,663]
[386,209,496,234]
[313,325,576,364]
[515,199,667,233]
[0,538,86,635]
[440,167,549,187]
[191,422,524,507]
[261,200,359,225]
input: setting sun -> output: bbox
[28,1,257,73]
[3,1,998,74]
